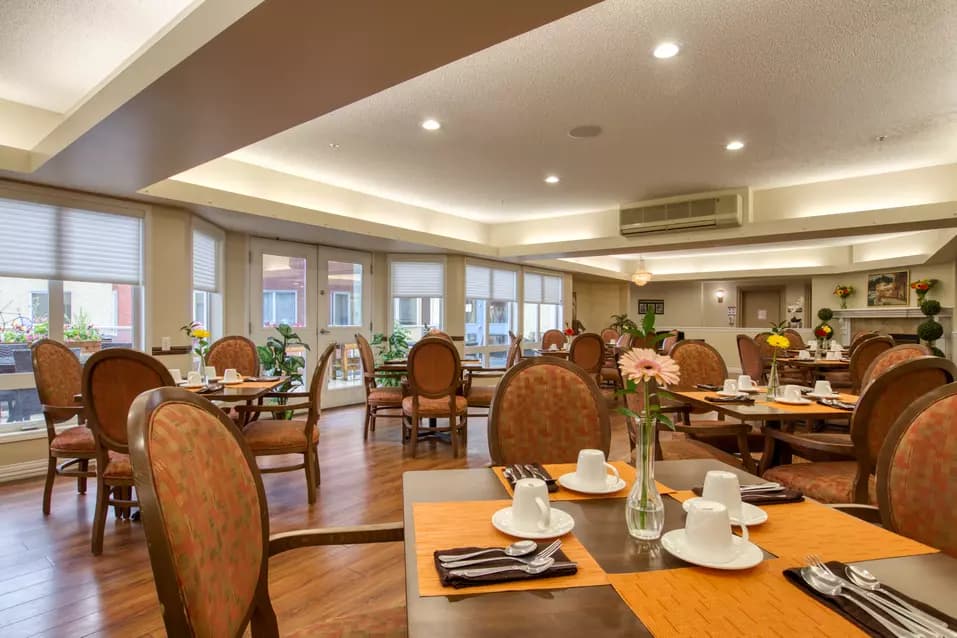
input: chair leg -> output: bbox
[363,406,371,440]
[92,477,109,555]
[304,448,317,505]
[42,456,56,516]
[370,408,377,432]
[410,416,419,458]
[460,413,468,453]
[77,459,89,494]
[314,453,321,486]
[450,413,459,458]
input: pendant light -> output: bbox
[631,257,652,286]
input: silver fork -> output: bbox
[441,540,561,569]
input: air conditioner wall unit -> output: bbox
[619,194,742,236]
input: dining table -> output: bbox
[184,377,287,424]
[782,356,850,380]
[403,458,957,637]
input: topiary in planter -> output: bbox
[917,319,944,342]
[817,307,834,322]
[920,299,942,317]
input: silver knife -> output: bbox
[524,464,549,481]
[512,464,528,480]
[450,561,577,578]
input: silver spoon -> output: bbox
[437,539,537,563]
[450,557,558,578]
[441,540,561,569]
[800,567,916,638]
[845,565,955,635]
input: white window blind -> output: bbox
[492,269,517,301]
[192,230,219,292]
[524,273,543,303]
[543,275,562,304]
[465,265,491,298]
[391,261,444,297]
[0,196,142,285]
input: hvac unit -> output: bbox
[619,194,742,236]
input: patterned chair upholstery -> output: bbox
[669,340,757,472]
[849,330,880,354]
[878,383,957,557]
[736,335,765,382]
[764,357,957,504]
[860,343,930,390]
[600,328,620,343]
[402,337,467,457]
[31,339,96,515]
[82,348,174,555]
[601,333,634,387]
[569,332,605,379]
[206,336,260,377]
[660,332,679,354]
[464,337,522,415]
[127,387,404,637]
[846,335,894,393]
[356,334,402,440]
[237,343,336,505]
[488,358,609,465]
[541,329,567,351]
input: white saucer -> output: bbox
[660,529,764,570]
[491,507,575,539]
[220,379,243,385]
[716,390,744,397]
[682,497,768,526]
[739,387,760,394]
[806,392,839,399]
[181,382,205,389]
[773,397,812,405]
[557,472,627,495]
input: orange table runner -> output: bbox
[492,461,674,501]
[412,500,608,597]
[668,490,938,563]
[609,559,868,637]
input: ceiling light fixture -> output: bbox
[725,140,745,151]
[631,258,653,286]
[421,119,441,131]
[653,42,680,59]
[545,175,560,184]
[328,143,341,150]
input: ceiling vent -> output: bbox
[619,194,742,236]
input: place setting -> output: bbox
[494,448,651,501]
[491,476,576,539]
[705,376,759,404]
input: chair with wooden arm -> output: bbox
[127,387,405,637]
[568,332,605,384]
[355,333,403,439]
[31,338,96,515]
[235,342,336,505]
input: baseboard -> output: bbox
[0,458,48,483]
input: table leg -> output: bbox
[758,420,792,475]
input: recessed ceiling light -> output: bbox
[653,42,680,59]
[421,119,441,131]
[545,175,560,184]
[725,140,745,151]
[328,143,341,150]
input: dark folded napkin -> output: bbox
[695,383,721,391]
[196,383,223,394]
[817,398,856,410]
[692,486,804,504]
[783,561,957,637]
[434,544,578,588]
[503,464,558,492]
[705,394,755,404]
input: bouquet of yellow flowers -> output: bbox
[180,321,211,363]
[833,285,854,308]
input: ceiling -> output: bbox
[0,0,199,113]
[229,0,957,223]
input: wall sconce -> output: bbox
[715,289,726,304]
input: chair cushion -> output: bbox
[286,606,407,638]
[466,385,496,407]
[763,461,877,504]
[402,395,467,416]
[50,426,95,454]
[103,451,132,479]
[600,367,620,381]
[657,437,745,469]
[369,386,403,405]
[243,419,317,452]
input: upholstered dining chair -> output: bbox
[859,343,931,390]
[463,337,522,417]
[600,333,634,388]
[782,328,805,350]
[235,343,336,505]
[427,328,454,342]
[762,356,957,504]
[568,332,605,382]
[488,357,610,465]
[541,329,566,351]
[847,335,894,393]
[127,387,405,638]
[659,331,679,354]
[402,336,467,457]
[206,335,260,377]
[355,333,403,439]
[31,339,96,515]
[736,334,765,383]
[82,348,175,555]
[667,340,757,472]
[600,327,620,343]
[877,382,957,557]
[848,330,880,354]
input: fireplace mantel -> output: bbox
[832,306,952,356]
[833,307,952,319]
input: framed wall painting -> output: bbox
[866,270,909,306]
[638,299,664,315]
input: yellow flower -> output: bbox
[767,334,790,349]
[192,329,210,339]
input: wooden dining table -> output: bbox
[781,357,850,380]
[185,377,287,424]
[403,459,957,637]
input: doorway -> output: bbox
[739,288,784,329]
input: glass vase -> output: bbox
[840,298,847,309]
[765,360,780,400]
[626,416,664,540]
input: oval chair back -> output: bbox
[860,343,931,390]
[426,329,453,343]
[31,338,83,420]
[849,356,957,503]
[541,329,566,350]
[660,332,679,354]
[848,330,879,354]
[753,332,773,363]
[488,357,609,465]
[407,337,461,399]
[849,335,895,393]
[355,333,377,396]
[781,328,805,350]
[505,336,523,368]
[600,328,620,343]
[736,335,764,381]
[206,336,260,377]
[878,382,957,557]
[669,340,728,413]
[615,333,634,350]
[568,332,605,375]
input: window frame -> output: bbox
[464,260,518,366]
[387,255,446,343]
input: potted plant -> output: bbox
[917,299,945,357]
[910,278,937,305]
[257,324,310,417]
[814,307,834,350]
[371,325,411,387]
[609,313,637,334]
[833,285,854,309]
[65,309,102,353]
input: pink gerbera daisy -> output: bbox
[619,348,681,387]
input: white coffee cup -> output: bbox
[684,499,749,563]
[736,375,753,391]
[722,379,738,394]
[168,368,182,384]
[575,449,620,490]
[511,478,551,532]
[830,341,843,352]
[701,470,743,520]
[204,366,217,380]
[826,351,840,361]
[223,368,240,383]
[549,343,558,351]
[781,385,803,401]
[813,380,833,396]
[186,371,202,386]
[797,349,812,360]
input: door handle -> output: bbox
[319,328,331,335]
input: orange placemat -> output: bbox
[412,500,608,597]
[609,559,868,637]
[492,461,674,501]
[668,490,938,563]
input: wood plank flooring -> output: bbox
[0,405,635,637]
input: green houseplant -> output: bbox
[371,325,411,387]
[917,299,945,357]
[609,313,638,334]
[257,324,310,417]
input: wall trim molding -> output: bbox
[0,458,47,483]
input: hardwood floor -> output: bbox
[0,404,634,637]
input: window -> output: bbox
[0,194,143,432]
[465,264,517,365]
[328,261,362,327]
[192,227,222,339]
[261,254,306,327]
[523,272,563,346]
[262,290,299,326]
[391,260,443,341]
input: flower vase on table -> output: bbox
[765,361,780,400]
[626,416,664,540]
[765,328,790,401]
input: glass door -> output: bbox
[318,248,372,407]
